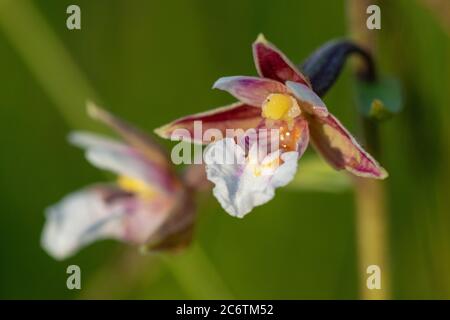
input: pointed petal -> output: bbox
[213,76,287,106]
[41,184,175,259]
[308,113,388,179]
[286,81,328,117]
[155,103,263,144]
[69,132,177,193]
[204,138,298,218]
[253,34,311,86]
[87,102,171,171]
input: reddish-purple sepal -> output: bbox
[308,113,388,179]
[253,34,311,87]
[154,103,263,144]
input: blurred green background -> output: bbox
[0,0,449,299]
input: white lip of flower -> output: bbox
[204,138,299,218]
[41,187,126,260]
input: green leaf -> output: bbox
[288,156,352,193]
[355,75,403,120]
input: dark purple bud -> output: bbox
[300,39,377,97]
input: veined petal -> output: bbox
[253,34,311,86]
[154,103,263,144]
[308,113,388,179]
[204,138,299,218]
[213,76,287,107]
[41,184,175,260]
[87,102,171,171]
[286,81,328,117]
[70,132,177,193]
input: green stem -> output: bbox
[0,0,98,129]
[162,243,234,299]
[353,176,390,299]
[347,0,391,299]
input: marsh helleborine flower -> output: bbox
[156,35,388,218]
[41,104,196,260]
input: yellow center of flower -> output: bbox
[117,176,155,198]
[262,93,301,121]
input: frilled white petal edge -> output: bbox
[204,138,298,218]
[41,184,171,260]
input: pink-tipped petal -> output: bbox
[286,81,328,117]
[155,103,263,144]
[213,76,287,107]
[253,34,311,86]
[308,113,388,179]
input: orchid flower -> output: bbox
[42,103,195,260]
[156,35,388,218]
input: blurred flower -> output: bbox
[42,103,196,260]
[156,34,387,218]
